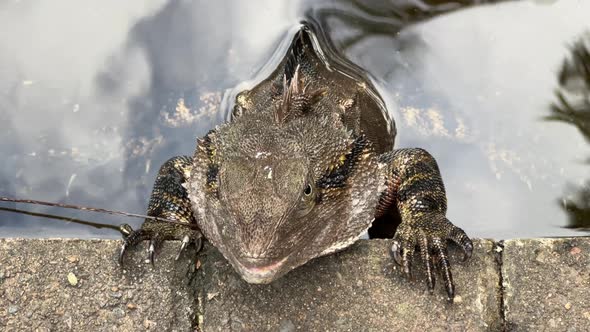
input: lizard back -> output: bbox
[231,23,396,155]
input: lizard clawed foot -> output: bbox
[118,221,203,265]
[390,214,473,303]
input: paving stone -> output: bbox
[0,238,504,331]
[195,239,501,332]
[0,239,198,331]
[502,238,590,331]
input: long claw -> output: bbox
[462,241,474,262]
[419,236,435,293]
[401,246,415,279]
[118,228,146,265]
[119,243,127,265]
[390,240,402,266]
[433,239,454,302]
[148,241,156,265]
[175,235,191,261]
[194,235,203,253]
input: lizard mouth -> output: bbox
[234,256,289,284]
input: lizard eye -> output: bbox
[294,182,316,218]
[303,184,313,196]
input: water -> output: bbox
[0,0,588,239]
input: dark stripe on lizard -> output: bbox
[316,135,369,189]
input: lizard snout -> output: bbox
[233,255,289,284]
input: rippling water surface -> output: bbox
[0,0,589,239]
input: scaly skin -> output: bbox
[119,156,202,263]
[119,24,472,302]
[377,149,472,300]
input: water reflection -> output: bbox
[304,0,510,49]
[546,33,590,230]
[0,0,589,238]
[0,0,292,237]
[309,0,590,238]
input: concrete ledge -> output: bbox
[0,239,199,331]
[195,239,500,331]
[502,238,590,331]
[0,238,588,331]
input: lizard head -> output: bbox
[188,114,383,284]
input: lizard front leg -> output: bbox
[119,156,203,264]
[377,148,473,302]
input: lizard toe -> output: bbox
[118,227,148,265]
[392,232,416,280]
[175,235,191,261]
[147,238,161,265]
[418,234,436,294]
[448,225,473,261]
[431,237,454,302]
[390,240,403,266]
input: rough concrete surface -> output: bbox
[0,238,500,331]
[196,239,501,332]
[502,238,590,332]
[0,239,199,331]
[1,237,589,331]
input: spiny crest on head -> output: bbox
[274,64,326,124]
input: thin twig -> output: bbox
[0,206,123,233]
[0,196,198,229]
